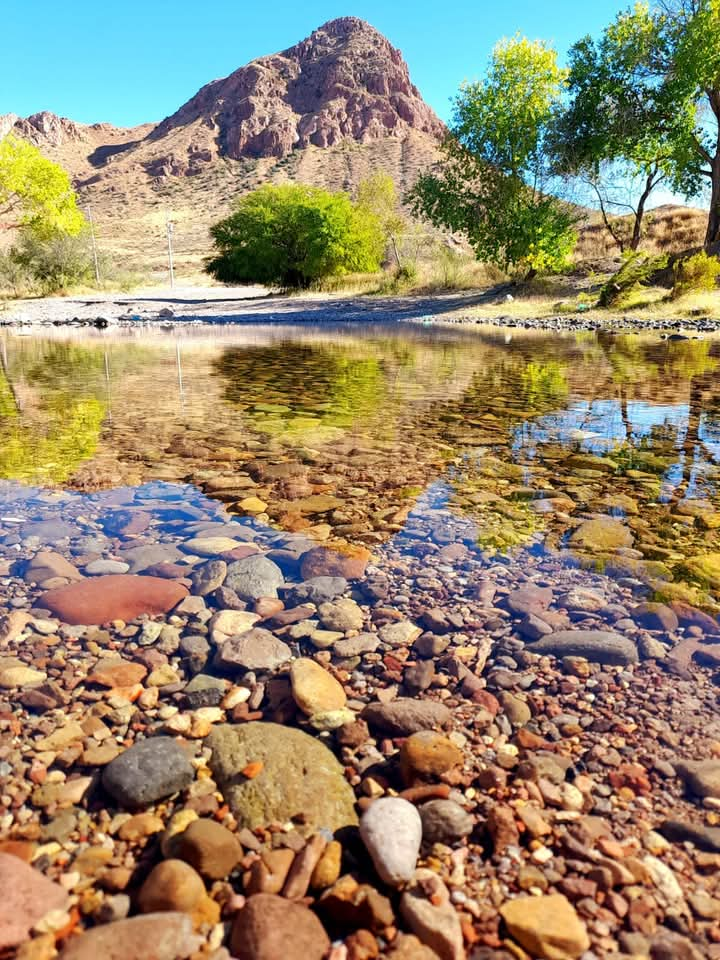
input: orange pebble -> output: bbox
[242,761,264,779]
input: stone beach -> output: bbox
[1,322,720,959]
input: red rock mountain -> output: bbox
[2,18,444,270]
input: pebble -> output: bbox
[361,699,451,736]
[172,818,243,879]
[419,799,474,844]
[530,629,639,665]
[40,575,187,624]
[360,797,422,886]
[500,894,590,959]
[137,860,206,913]
[400,869,465,960]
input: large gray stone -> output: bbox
[225,555,284,601]
[213,628,291,672]
[529,630,638,665]
[361,698,451,736]
[103,737,194,808]
[205,722,357,833]
[675,759,720,799]
[284,576,348,605]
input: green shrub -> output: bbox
[599,252,668,307]
[206,184,385,289]
[672,250,720,299]
[9,228,95,295]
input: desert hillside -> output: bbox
[1,18,444,275]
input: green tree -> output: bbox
[410,37,577,276]
[661,0,720,247]
[206,184,385,288]
[0,135,85,238]
[356,173,406,266]
[552,4,695,251]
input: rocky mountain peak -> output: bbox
[148,17,444,163]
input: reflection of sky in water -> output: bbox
[513,399,720,503]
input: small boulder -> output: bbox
[206,722,357,833]
[58,912,196,960]
[500,893,590,960]
[529,630,638,665]
[103,737,194,808]
[230,893,330,960]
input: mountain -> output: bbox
[2,18,444,274]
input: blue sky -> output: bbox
[3,0,632,126]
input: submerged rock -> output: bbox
[40,575,187,625]
[529,630,638,665]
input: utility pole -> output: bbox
[166,214,175,290]
[87,206,100,284]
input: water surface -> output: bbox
[1,323,719,605]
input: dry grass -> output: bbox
[575,204,707,261]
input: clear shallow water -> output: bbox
[1,323,720,603]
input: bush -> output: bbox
[6,228,96,295]
[599,252,668,307]
[672,250,720,299]
[206,184,385,289]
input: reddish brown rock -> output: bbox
[40,575,188,624]
[87,659,148,688]
[300,544,371,580]
[230,893,331,960]
[0,851,69,949]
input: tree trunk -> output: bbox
[629,170,658,251]
[705,157,720,248]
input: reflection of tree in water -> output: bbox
[0,342,107,484]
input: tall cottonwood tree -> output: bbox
[552,5,694,251]
[410,37,577,276]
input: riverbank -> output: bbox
[2,284,720,334]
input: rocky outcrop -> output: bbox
[148,17,444,163]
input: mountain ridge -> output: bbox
[2,18,444,271]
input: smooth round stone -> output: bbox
[225,555,284,601]
[419,799,475,844]
[290,658,347,715]
[230,893,330,960]
[172,819,242,880]
[360,797,422,886]
[317,598,364,633]
[84,559,130,575]
[102,737,194,808]
[137,860,205,913]
[0,852,69,950]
